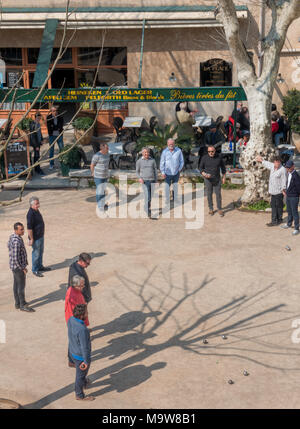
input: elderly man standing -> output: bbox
[160,138,184,205]
[8,222,35,312]
[90,142,110,212]
[281,160,300,235]
[26,197,51,277]
[136,147,157,218]
[199,145,226,216]
[256,155,287,226]
[68,253,92,304]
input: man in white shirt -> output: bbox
[256,155,287,226]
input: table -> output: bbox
[123,116,148,141]
[221,142,242,154]
[193,116,212,128]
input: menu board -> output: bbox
[4,140,31,178]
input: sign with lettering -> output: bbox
[0,87,247,103]
[4,140,31,178]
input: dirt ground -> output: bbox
[0,186,300,409]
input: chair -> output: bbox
[149,116,158,134]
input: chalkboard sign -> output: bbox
[8,71,21,88]
[4,138,31,179]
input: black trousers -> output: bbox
[271,193,284,223]
[33,148,42,173]
[12,268,26,307]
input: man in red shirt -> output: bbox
[65,275,89,367]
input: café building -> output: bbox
[0,1,299,133]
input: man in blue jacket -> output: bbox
[281,160,300,235]
[68,304,95,401]
[160,138,184,205]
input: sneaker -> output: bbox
[292,230,299,236]
[33,271,44,277]
[49,165,54,170]
[280,224,291,229]
[20,306,35,313]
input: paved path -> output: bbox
[0,188,300,408]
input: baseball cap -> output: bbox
[285,160,294,168]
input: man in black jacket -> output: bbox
[68,253,92,303]
[47,105,64,169]
[29,113,45,175]
[203,123,225,154]
[281,160,300,235]
[199,145,226,217]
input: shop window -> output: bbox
[200,58,232,87]
[0,48,23,66]
[78,47,127,66]
[28,48,72,65]
[1,69,25,110]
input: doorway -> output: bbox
[51,69,76,124]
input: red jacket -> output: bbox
[272,121,279,134]
[65,287,89,326]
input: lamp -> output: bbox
[169,72,176,83]
[277,73,284,84]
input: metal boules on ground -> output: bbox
[285,245,291,251]
[203,339,208,344]
[222,335,227,340]
[243,370,249,376]
[228,379,234,385]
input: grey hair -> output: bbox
[142,147,150,153]
[29,196,39,206]
[71,275,85,287]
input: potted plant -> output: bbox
[58,144,82,176]
[73,116,95,146]
[282,89,300,152]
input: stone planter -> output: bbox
[74,126,94,146]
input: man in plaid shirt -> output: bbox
[8,222,35,312]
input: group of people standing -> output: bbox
[7,201,94,400]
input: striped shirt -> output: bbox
[91,152,110,179]
[7,233,28,271]
[262,160,287,195]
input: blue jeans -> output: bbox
[94,177,108,209]
[49,135,64,166]
[71,356,90,399]
[274,132,284,146]
[142,180,155,215]
[32,236,44,273]
[286,196,299,230]
[165,172,180,203]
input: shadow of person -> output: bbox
[90,362,167,396]
[28,283,67,309]
[92,332,157,361]
[48,252,106,271]
[91,311,162,339]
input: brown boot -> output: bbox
[68,361,75,368]
[218,210,224,217]
[209,210,214,216]
[76,395,95,401]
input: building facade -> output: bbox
[0,0,299,133]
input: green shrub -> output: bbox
[247,200,270,211]
[18,117,33,131]
[73,116,94,130]
[282,89,300,134]
[59,144,82,168]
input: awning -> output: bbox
[0,6,248,29]
[32,19,58,88]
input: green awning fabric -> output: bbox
[32,19,58,88]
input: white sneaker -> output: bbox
[292,230,299,236]
[280,224,291,229]
[49,165,54,170]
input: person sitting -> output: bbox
[175,102,195,136]
[204,122,225,154]
[226,117,242,142]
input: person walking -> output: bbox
[26,196,51,278]
[90,142,110,212]
[160,138,184,205]
[8,222,35,312]
[136,147,158,218]
[199,145,226,216]
[281,160,300,235]
[256,155,287,226]
[68,253,92,304]
[68,304,94,401]
[47,105,64,169]
[29,112,45,175]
